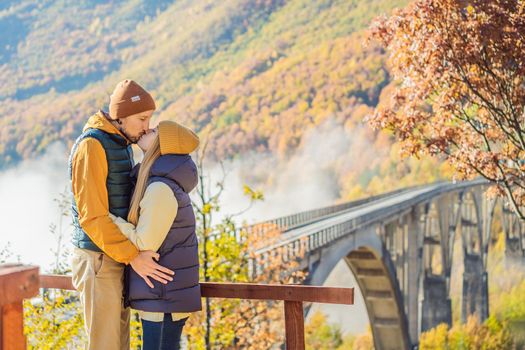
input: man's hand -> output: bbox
[130,251,175,288]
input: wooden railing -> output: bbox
[1,265,354,350]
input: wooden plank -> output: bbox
[0,265,40,305]
[40,275,354,305]
[0,264,34,275]
[0,305,2,349]
[40,274,74,291]
[201,283,353,304]
[284,301,305,349]
[1,302,26,350]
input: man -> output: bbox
[69,79,174,349]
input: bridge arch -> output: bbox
[305,227,411,350]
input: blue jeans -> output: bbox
[141,314,188,350]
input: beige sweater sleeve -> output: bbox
[110,182,178,252]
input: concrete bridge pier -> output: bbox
[461,253,489,323]
[405,208,421,345]
[501,203,525,259]
[459,191,492,323]
[418,194,460,334]
[420,275,451,331]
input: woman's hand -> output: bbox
[130,251,175,288]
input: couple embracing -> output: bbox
[70,79,201,349]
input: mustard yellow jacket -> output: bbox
[71,111,139,264]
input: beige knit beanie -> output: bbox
[158,121,200,155]
[109,79,156,119]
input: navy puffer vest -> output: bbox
[69,128,134,252]
[127,154,202,313]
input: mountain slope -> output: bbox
[0,0,448,201]
[0,0,404,164]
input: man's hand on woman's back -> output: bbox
[130,250,175,288]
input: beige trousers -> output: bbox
[71,247,130,350]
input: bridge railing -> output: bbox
[254,179,490,265]
[206,185,426,245]
[245,184,426,236]
[0,264,354,350]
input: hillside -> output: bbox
[0,0,447,199]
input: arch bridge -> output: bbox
[250,179,524,349]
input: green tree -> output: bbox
[185,136,306,349]
[419,316,514,349]
[305,311,373,350]
[305,311,343,350]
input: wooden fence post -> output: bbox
[284,301,305,349]
[0,265,40,350]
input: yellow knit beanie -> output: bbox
[158,121,200,155]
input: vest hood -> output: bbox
[132,154,198,194]
[151,155,198,193]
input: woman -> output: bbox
[109,120,202,350]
